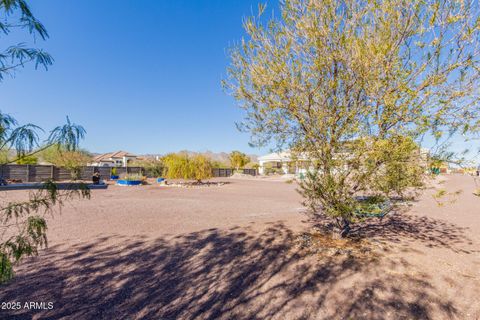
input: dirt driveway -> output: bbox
[0,175,479,319]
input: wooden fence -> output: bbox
[0,165,143,182]
[211,168,257,177]
[242,168,257,176]
[0,165,256,182]
[212,168,234,177]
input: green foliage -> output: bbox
[354,196,390,218]
[163,153,213,182]
[0,180,90,284]
[15,155,37,165]
[0,150,9,163]
[229,151,250,171]
[353,136,425,196]
[40,146,91,180]
[298,136,425,234]
[211,160,230,169]
[0,114,86,166]
[162,153,190,180]
[121,173,145,181]
[0,1,90,283]
[264,167,284,175]
[130,158,164,177]
[0,253,13,283]
[0,0,53,82]
[245,162,259,169]
[191,154,213,182]
[225,0,480,236]
[48,117,86,152]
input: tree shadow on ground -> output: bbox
[0,218,471,320]
[306,204,474,254]
[351,213,474,253]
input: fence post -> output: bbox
[26,164,30,182]
[50,165,55,180]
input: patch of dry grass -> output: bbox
[295,230,379,259]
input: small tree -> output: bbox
[163,153,213,183]
[130,158,164,177]
[0,0,89,283]
[0,112,89,283]
[40,145,91,180]
[15,155,38,165]
[229,151,250,171]
[63,151,90,180]
[190,154,213,182]
[225,0,480,236]
[162,153,190,180]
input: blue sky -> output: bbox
[1,1,478,163]
[1,0,273,155]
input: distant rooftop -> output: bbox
[93,151,137,162]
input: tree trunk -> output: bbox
[339,218,351,237]
[334,217,351,238]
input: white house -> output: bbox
[258,151,311,175]
[258,148,431,176]
[90,151,138,167]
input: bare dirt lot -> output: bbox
[0,175,479,319]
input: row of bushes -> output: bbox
[132,153,255,182]
[13,149,257,182]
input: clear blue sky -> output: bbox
[1,0,274,155]
[1,1,477,162]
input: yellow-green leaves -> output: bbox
[224,0,480,232]
[162,153,213,182]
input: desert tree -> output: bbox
[0,112,89,283]
[190,154,214,182]
[229,151,250,171]
[130,158,164,177]
[15,154,37,164]
[163,153,213,183]
[0,0,89,283]
[40,146,92,180]
[224,0,480,236]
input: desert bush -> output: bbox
[265,167,284,175]
[120,173,145,181]
[225,0,480,236]
[15,155,38,165]
[41,146,91,180]
[163,153,213,182]
[229,151,250,171]
[130,158,164,177]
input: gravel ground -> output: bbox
[0,175,479,319]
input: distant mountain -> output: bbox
[140,150,259,165]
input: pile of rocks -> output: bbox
[163,181,227,189]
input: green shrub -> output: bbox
[15,155,38,165]
[229,151,250,171]
[163,153,213,182]
[130,158,164,177]
[121,173,145,181]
